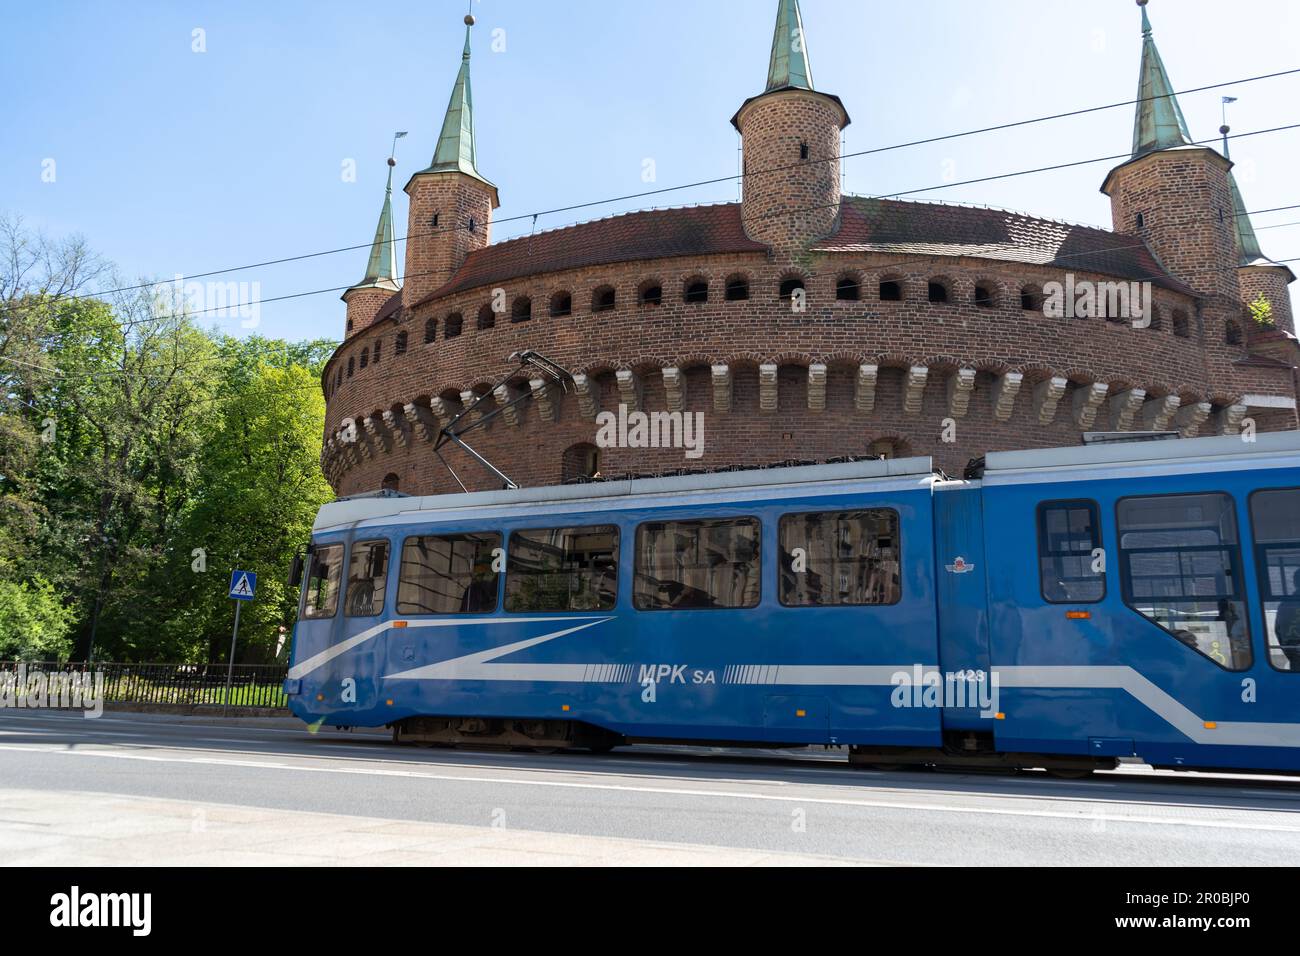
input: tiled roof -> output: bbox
[418,203,769,303]
[814,196,1196,295]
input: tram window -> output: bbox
[1117,493,1251,671]
[504,526,618,612]
[778,510,900,606]
[1037,500,1105,603]
[1249,488,1300,673]
[397,533,501,615]
[345,540,390,618]
[634,518,760,610]
[302,545,343,619]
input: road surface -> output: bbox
[2,709,1299,865]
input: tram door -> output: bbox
[933,483,994,732]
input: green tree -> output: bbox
[171,358,333,664]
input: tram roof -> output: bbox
[983,430,1300,478]
[314,455,935,532]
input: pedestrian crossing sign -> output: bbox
[229,570,257,601]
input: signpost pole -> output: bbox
[224,600,242,718]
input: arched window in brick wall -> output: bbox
[381,473,400,492]
[445,313,463,338]
[511,297,532,323]
[335,367,343,390]
[725,274,750,301]
[973,283,996,308]
[477,304,496,330]
[637,281,661,307]
[927,280,950,304]
[779,276,805,301]
[372,339,382,364]
[879,278,903,301]
[684,278,709,303]
[395,331,408,355]
[550,291,572,317]
[593,286,617,312]
[1225,319,1243,346]
[423,317,437,344]
[1020,285,1042,311]
[836,274,861,301]
[347,356,354,378]
[346,318,354,332]
[360,347,369,369]
[1173,310,1190,338]
[561,443,601,482]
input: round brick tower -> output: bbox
[401,15,500,310]
[731,0,849,257]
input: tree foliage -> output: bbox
[0,217,336,663]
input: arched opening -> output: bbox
[725,274,750,301]
[973,283,995,308]
[395,331,408,355]
[360,347,369,369]
[684,278,709,304]
[927,280,949,304]
[346,318,354,332]
[1173,310,1190,338]
[477,304,496,330]
[593,286,617,312]
[836,275,861,301]
[347,356,354,378]
[879,279,902,301]
[637,281,662,307]
[445,313,463,338]
[381,473,400,493]
[1225,319,1243,345]
[550,291,572,317]
[779,277,805,300]
[423,317,437,344]
[372,339,382,364]
[511,297,532,323]
[561,442,601,482]
[1020,286,1042,311]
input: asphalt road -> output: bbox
[2,709,1299,865]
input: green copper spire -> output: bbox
[349,162,399,294]
[1222,133,1267,267]
[418,15,493,187]
[1131,0,1192,158]
[766,0,814,92]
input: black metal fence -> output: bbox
[2,661,290,709]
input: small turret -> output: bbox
[402,15,500,308]
[732,0,849,257]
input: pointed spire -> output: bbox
[349,161,400,294]
[1221,130,1269,268]
[766,0,814,92]
[418,14,493,187]
[1131,0,1192,158]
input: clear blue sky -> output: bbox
[4,0,1298,343]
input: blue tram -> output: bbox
[285,432,1300,775]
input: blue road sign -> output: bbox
[229,570,257,601]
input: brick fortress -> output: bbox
[320,0,1298,496]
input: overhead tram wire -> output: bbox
[3,65,1297,319]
